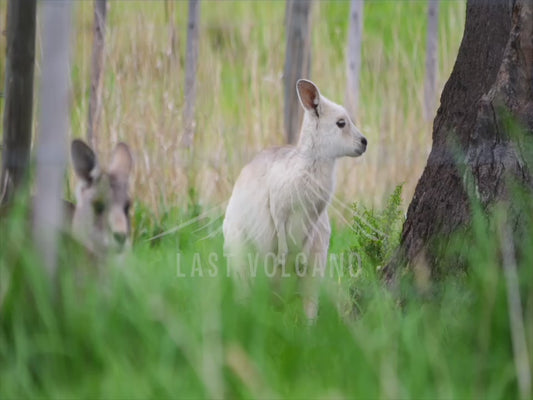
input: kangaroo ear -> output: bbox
[296,79,321,117]
[109,142,133,180]
[71,139,98,184]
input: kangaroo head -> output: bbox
[70,139,133,255]
[296,79,367,159]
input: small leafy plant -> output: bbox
[350,184,405,272]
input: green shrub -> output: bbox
[350,184,404,273]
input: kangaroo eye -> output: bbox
[93,200,105,215]
[336,119,346,128]
[124,201,131,215]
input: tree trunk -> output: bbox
[345,0,363,120]
[33,0,72,278]
[0,0,37,205]
[164,0,177,60]
[181,0,200,149]
[284,0,312,144]
[87,0,107,149]
[423,0,439,121]
[385,0,533,280]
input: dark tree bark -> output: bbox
[87,0,107,149]
[385,0,533,280]
[284,0,312,144]
[0,0,37,205]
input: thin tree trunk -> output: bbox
[0,0,37,205]
[423,0,439,121]
[345,0,363,120]
[181,0,200,149]
[385,1,533,283]
[87,0,107,149]
[164,0,177,60]
[284,0,312,144]
[33,0,72,278]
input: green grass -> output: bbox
[1,193,532,399]
[1,2,531,398]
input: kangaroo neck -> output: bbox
[296,135,337,184]
[296,122,337,167]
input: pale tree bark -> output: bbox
[0,0,37,205]
[423,0,440,121]
[33,0,72,278]
[385,0,533,289]
[345,0,363,120]
[164,0,177,60]
[87,0,107,149]
[284,0,312,144]
[181,0,200,149]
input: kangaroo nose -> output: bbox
[113,232,127,246]
[361,137,367,147]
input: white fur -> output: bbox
[223,79,367,320]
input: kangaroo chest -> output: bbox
[270,163,334,250]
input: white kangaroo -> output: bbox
[223,79,367,320]
[70,139,134,256]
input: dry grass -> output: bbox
[1,1,466,217]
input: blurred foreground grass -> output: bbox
[1,190,532,399]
